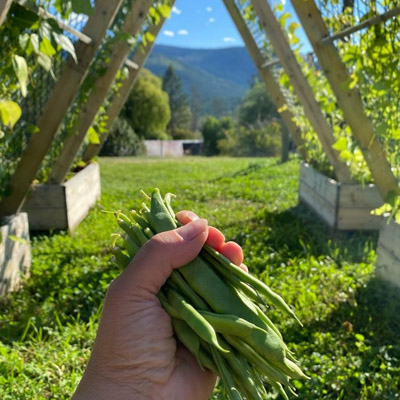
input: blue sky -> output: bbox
[155,0,312,52]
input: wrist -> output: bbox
[72,365,147,400]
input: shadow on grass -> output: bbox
[232,203,379,267]
[284,277,400,399]
[0,246,115,345]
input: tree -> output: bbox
[238,81,278,127]
[122,69,170,139]
[162,65,192,138]
[190,85,201,132]
[201,116,234,156]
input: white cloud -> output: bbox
[172,6,181,15]
[209,17,215,23]
[178,29,189,35]
[164,30,175,37]
[206,6,213,12]
[223,37,236,43]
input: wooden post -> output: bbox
[250,0,352,183]
[48,0,154,184]
[281,126,290,163]
[0,0,12,26]
[290,0,400,200]
[0,0,124,217]
[82,1,174,161]
[222,0,307,160]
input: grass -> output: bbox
[0,156,399,399]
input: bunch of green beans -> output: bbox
[110,188,308,400]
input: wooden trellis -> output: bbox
[83,1,176,161]
[290,0,400,201]
[222,0,307,160]
[249,0,352,183]
[48,0,154,184]
[0,0,12,26]
[0,0,124,217]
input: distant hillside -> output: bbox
[144,45,257,115]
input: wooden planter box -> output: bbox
[23,163,101,231]
[376,219,400,287]
[299,163,383,231]
[0,213,31,295]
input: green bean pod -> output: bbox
[149,188,177,233]
[203,245,302,326]
[167,289,228,354]
[171,318,202,367]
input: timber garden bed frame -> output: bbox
[299,163,383,231]
[0,0,399,290]
[23,163,101,232]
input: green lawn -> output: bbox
[0,156,399,399]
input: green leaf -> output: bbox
[288,22,300,34]
[37,53,52,72]
[355,333,365,342]
[19,33,30,51]
[332,137,348,152]
[30,33,40,54]
[8,235,29,245]
[0,101,22,129]
[12,55,29,97]
[87,127,100,144]
[71,0,94,16]
[392,128,400,140]
[145,32,155,43]
[40,36,56,56]
[53,33,77,63]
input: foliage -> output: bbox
[237,81,278,127]
[162,65,193,138]
[99,117,144,157]
[201,116,234,156]
[218,123,282,157]
[0,157,398,399]
[0,1,80,197]
[273,0,400,186]
[121,69,170,140]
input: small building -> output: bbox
[144,140,203,157]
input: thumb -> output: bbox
[118,219,208,296]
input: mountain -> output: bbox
[144,45,257,115]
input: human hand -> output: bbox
[72,211,245,400]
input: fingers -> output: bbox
[176,210,226,250]
[118,219,208,297]
[176,210,245,269]
[218,241,244,267]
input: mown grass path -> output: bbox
[0,157,399,399]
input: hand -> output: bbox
[72,211,245,400]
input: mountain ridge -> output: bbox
[144,44,257,114]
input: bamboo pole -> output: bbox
[291,0,400,200]
[0,0,12,26]
[0,0,124,217]
[222,0,307,159]
[47,0,154,184]
[250,0,352,183]
[322,5,400,43]
[82,1,174,161]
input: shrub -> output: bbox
[218,122,282,157]
[100,118,144,157]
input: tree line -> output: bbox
[101,65,282,157]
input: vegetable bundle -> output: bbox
[111,188,308,400]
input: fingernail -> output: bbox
[177,219,208,241]
[186,211,199,221]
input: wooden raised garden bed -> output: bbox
[23,162,101,231]
[299,162,383,231]
[0,213,31,295]
[376,219,400,287]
